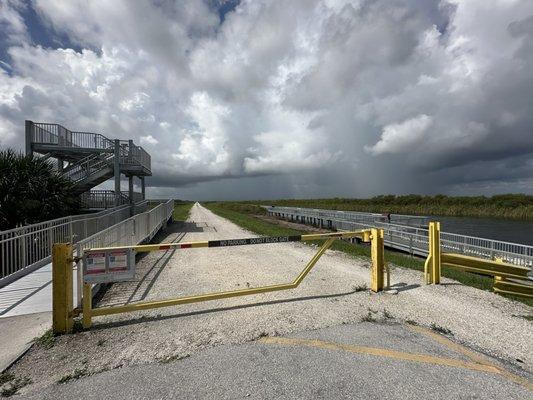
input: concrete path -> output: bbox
[0,263,81,372]
[22,323,532,399]
[0,312,50,373]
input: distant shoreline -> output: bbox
[222,195,533,221]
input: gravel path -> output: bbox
[9,203,532,395]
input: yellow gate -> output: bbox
[52,229,387,333]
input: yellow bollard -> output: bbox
[425,222,441,284]
[82,283,92,329]
[52,243,74,334]
[370,228,385,292]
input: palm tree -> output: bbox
[0,149,80,230]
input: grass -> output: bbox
[430,323,453,335]
[1,376,31,397]
[353,284,368,292]
[0,373,14,386]
[158,354,190,364]
[173,201,194,221]
[57,367,89,384]
[34,329,55,349]
[204,202,533,308]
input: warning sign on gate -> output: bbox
[83,248,135,283]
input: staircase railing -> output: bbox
[62,153,113,184]
[31,122,151,171]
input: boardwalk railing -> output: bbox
[0,202,148,286]
[73,199,174,307]
[264,206,533,271]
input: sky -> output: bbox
[0,0,532,200]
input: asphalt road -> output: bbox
[21,322,532,399]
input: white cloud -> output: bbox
[1,0,533,197]
[140,135,158,145]
[365,114,433,155]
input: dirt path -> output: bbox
[8,203,532,395]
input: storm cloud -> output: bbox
[0,0,532,200]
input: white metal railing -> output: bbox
[32,123,114,150]
[62,153,113,183]
[80,190,144,209]
[0,204,145,285]
[30,122,151,172]
[264,206,430,227]
[74,199,174,305]
[264,206,533,269]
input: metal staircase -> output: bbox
[25,120,151,208]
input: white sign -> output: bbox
[83,248,135,283]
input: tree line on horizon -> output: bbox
[206,194,533,220]
[262,194,533,220]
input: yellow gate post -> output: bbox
[425,222,441,284]
[370,228,385,292]
[52,243,74,334]
[82,283,92,329]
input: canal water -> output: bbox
[434,216,533,246]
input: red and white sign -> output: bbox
[85,252,106,275]
[83,248,135,283]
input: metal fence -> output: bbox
[0,203,148,286]
[32,123,114,150]
[264,206,430,227]
[80,190,144,209]
[30,122,151,172]
[264,206,533,270]
[74,199,174,306]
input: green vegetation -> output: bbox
[0,149,80,230]
[173,201,194,221]
[218,194,533,220]
[0,373,14,386]
[57,367,89,384]
[0,376,31,397]
[430,323,453,335]
[204,202,532,307]
[34,329,55,349]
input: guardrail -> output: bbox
[264,206,430,227]
[51,227,384,332]
[425,222,532,298]
[265,206,533,269]
[0,202,148,286]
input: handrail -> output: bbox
[30,121,151,172]
[265,206,533,268]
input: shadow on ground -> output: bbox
[89,288,364,331]
[94,221,208,307]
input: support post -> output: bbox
[425,222,441,284]
[114,139,121,206]
[82,282,92,329]
[141,176,145,200]
[52,243,73,334]
[370,228,385,292]
[25,120,33,156]
[128,175,134,216]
